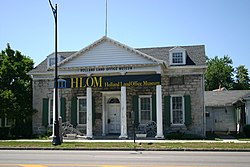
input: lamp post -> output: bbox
[49,0,61,146]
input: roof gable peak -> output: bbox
[54,36,163,69]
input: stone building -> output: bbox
[28,36,207,138]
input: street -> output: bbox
[0,150,250,167]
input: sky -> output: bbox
[1,0,250,70]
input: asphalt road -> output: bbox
[0,150,250,167]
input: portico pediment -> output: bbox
[57,36,163,70]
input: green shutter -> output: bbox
[60,97,66,122]
[42,98,49,126]
[152,94,156,122]
[132,95,139,127]
[164,96,171,126]
[71,96,77,127]
[92,97,96,126]
[184,95,192,125]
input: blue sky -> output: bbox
[1,0,250,71]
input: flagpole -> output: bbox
[105,0,108,36]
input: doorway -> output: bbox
[107,96,121,134]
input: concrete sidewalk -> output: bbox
[2,139,250,143]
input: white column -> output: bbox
[155,85,164,139]
[119,86,128,139]
[86,87,93,138]
[52,88,56,137]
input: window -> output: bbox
[170,76,184,85]
[139,95,152,124]
[169,46,186,65]
[172,52,183,64]
[171,96,184,125]
[78,97,87,125]
[49,58,55,66]
[0,117,14,127]
[5,118,14,127]
[47,55,65,67]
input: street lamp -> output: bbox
[49,0,61,146]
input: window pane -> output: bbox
[172,52,183,64]
[49,58,55,66]
[141,110,150,123]
[79,112,86,124]
[140,97,151,124]
[172,96,184,124]
[79,99,87,111]
[79,98,87,125]
[141,98,150,110]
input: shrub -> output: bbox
[243,125,250,137]
[0,127,10,139]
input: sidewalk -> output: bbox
[3,138,250,143]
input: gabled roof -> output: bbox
[28,37,206,74]
[205,90,250,107]
[55,36,163,69]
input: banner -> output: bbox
[64,74,161,88]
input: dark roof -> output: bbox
[30,51,76,74]
[205,90,250,107]
[29,43,206,74]
[137,45,206,66]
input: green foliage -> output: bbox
[243,125,250,137]
[205,55,234,91]
[233,65,250,90]
[0,44,35,138]
[165,132,203,140]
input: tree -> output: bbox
[233,65,250,90]
[205,55,234,91]
[0,44,35,138]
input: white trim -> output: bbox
[138,95,152,125]
[77,96,87,126]
[47,53,64,68]
[169,46,186,66]
[102,91,121,135]
[56,36,163,69]
[170,95,185,125]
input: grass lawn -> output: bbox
[1,141,250,150]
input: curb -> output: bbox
[1,147,250,152]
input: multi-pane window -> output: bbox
[49,58,55,66]
[171,96,184,124]
[0,117,14,127]
[48,56,64,67]
[172,52,183,64]
[78,97,87,125]
[139,96,152,124]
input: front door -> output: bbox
[107,97,120,134]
